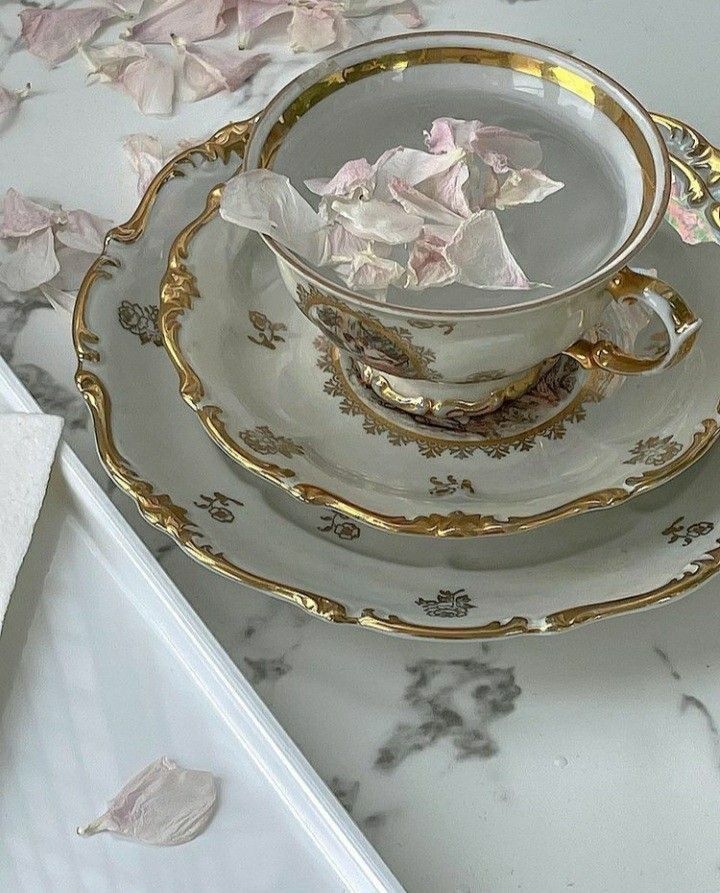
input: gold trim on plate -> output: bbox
[73,113,720,638]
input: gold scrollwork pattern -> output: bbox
[72,113,720,638]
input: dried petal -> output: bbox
[20,6,117,65]
[420,162,472,216]
[447,210,533,289]
[328,195,423,244]
[0,189,61,239]
[288,3,345,53]
[341,249,405,291]
[388,177,463,227]
[425,117,543,171]
[220,169,327,264]
[0,82,31,121]
[126,0,228,44]
[407,232,456,289]
[122,133,165,195]
[372,145,464,200]
[56,209,111,254]
[0,228,59,292]
[77,757,217,846]
[305,158,375,198]
[391,0,423,27]
[123,53,174,115]
[321,222,369,264]
[39,280,76,314]
[80,41,144,81]
[665,176,720,245]
[494,168,564,209]
[173,37,269,101]
[237,0,290,48]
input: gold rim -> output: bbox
[74,113,720,638]
[159,190,717,537]
[250,34,670,319]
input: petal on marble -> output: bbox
[0,228,60,293]
[20,6,118,66]
[288,4,345,53]
[77,757,217,846]
[446,211,534,290]
[126,0,228,44]
[122,133,166,195]
[80,40,144,81]
[0,82,31,121]
[56,209,111,254]
[391,0,423,27]
[118,53,175,115]
[220,169,327,264]
[328,195,424,244]
[237,0,290,48]
[494,168,564,209]
[173,37,269,101]
[0,189,61,239]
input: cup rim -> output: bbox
[246,30,671,320]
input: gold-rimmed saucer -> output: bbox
[73,113,720,639]
[158,161,719,537]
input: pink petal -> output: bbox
[407,232,456,289]
[305,158,375,197]
[665,176,720,246]
[288,5,342,53]
[80,41,146,81]
[328,195,424,244]
[494,168,564,209]
[126,0,228,44]
[56,209,111,254]
[447,210,532,289]
[0,82,31,120]
[119,53,174,115]
[392,1,423,27]
[20,6,117,65]
[372,145,464,200]
[0,189,61,239]
[425,117,543,170]
[174,38,268,101]
[388,177,462,226]
[237,0,290,48]
[321,222,369,264]
[420,162,472,216]
[122,133,165,195]
[0,228,59,292]
[220,169,327,264]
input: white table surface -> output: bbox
[3,2,720,890]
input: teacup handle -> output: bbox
[563,267,702,375]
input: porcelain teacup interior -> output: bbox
[243,32,701,423]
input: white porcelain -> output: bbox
[74,115,720,638]
[159,179,718,537]
[243,32,700,416]
[0,358,398,892]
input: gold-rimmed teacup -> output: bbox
[242,32,701,424]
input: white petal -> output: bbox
[56,209,111,254]
[119,54,174,115]
[305,158,375,198]
[426,117,543,170]
[494,168,564,209]
[122,133,165,195]
[39,280,76,314]
[0,82,31,121]
[372,145,464,200]
[127,0,228,44]
[0,228,59,292]
[320,222,369,264]
[0,189,60,239]
[20,6,117,66]
[77,757,217,846]
[80,41,147,82]
[220,169,327,264]
[388,178,463,226]
[237,0,290,48]
[341,249,405,291]
[328,196,423,244]
[446,211,533,289]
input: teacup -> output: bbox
[243,32,701,425]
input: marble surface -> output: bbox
[2,1,720,890]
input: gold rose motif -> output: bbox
[624,436,683,467]
[317,510,361,541]
[237,424,304,459]
[118,300,162,346]
[247,310,287,350]
[416,589,476,618]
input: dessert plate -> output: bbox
[74,115,720,639]
[160,177,715,536]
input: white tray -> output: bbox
[0,356,402,893]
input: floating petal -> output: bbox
[341,249,405,291]
[77,757,217,846]
[372,145,464,200]
[328,195,423,244]
[407,232,456,289]
[447,211,533,289]
[494,168,564,209]
[0,189,61,239]
[388,177,463,227]
[126,0,228,44]
[0,228,59,292]
[20,6,117,65]
[305,158,375,198]
[426,117,543,170]
[321,223,369,264]
[220,169,327,264]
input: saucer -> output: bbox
[74,115,720,638]
[159,173,719,537]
